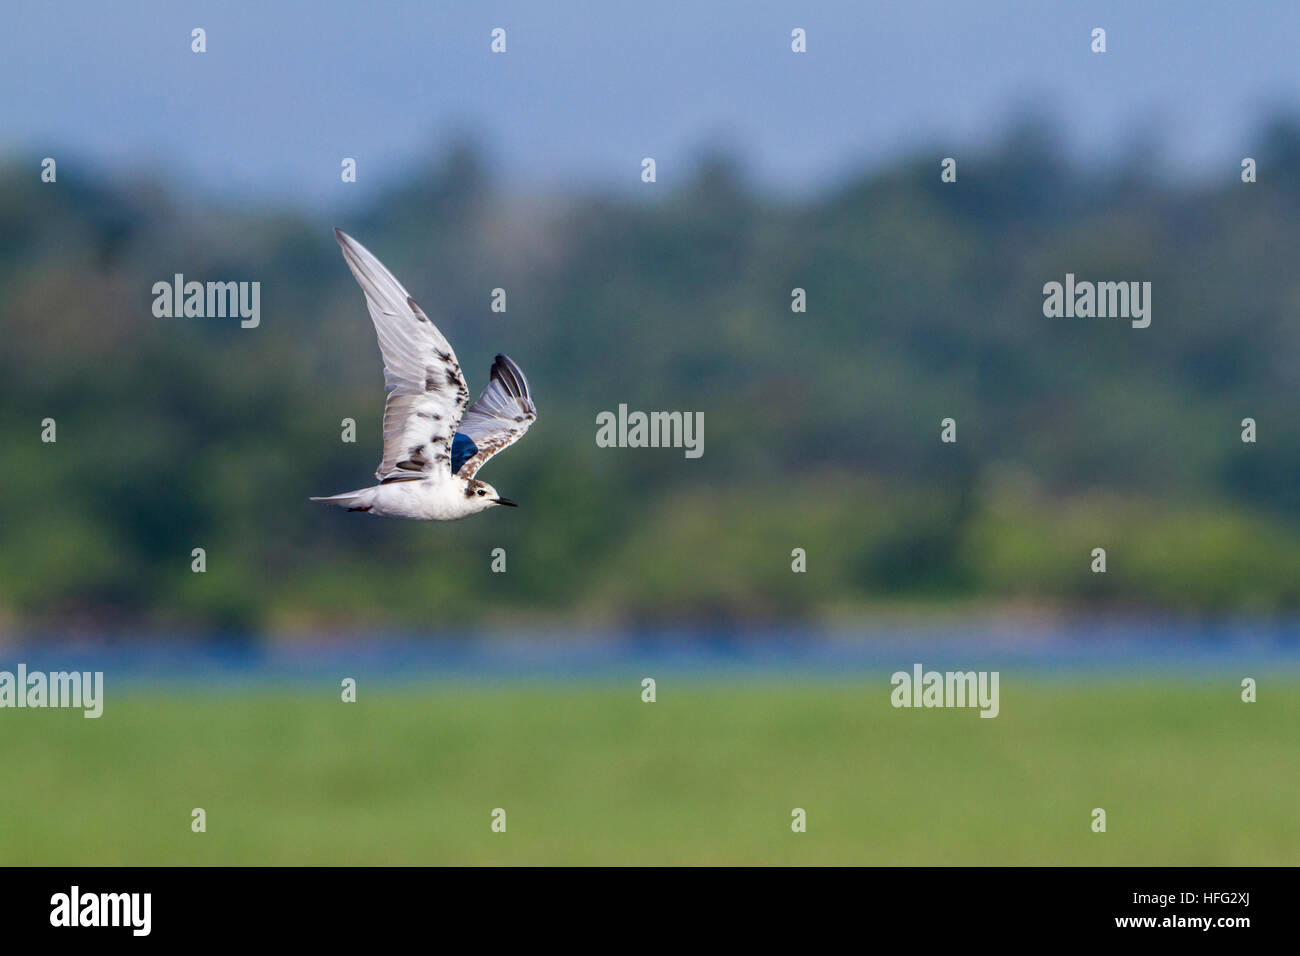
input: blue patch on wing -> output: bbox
[451,432,478,474]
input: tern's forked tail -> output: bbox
[309,487,377,512]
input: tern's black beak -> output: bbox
[494,497,518,507]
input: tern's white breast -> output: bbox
[370,478,472,521]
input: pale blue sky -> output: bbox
[4,0,1300,208]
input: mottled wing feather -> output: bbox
[334,229,469,481]
[455,354,537,479]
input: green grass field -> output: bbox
[1,679,1294,865]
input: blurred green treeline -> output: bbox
[1,118,1298,634]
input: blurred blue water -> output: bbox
[2,618,1297,686]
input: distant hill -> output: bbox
[2,119,1298,634]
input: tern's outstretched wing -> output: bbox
[334,228,470,481]
[454,354,537,479]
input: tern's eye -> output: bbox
[477,489,485,496]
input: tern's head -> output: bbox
[465,478,517,511]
